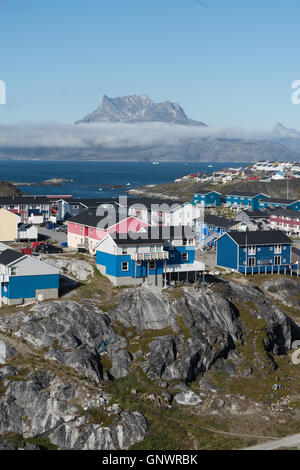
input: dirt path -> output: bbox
[243,433,300,450]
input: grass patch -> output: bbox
[0,433,58,450]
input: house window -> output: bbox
[150,246,156,253]
[149,261,156,270]
[121,262,129,272]
[274,256,281,266]
[274,245,282,254]
[248,257,256,267]
[182,253,188,262]
[122,247,128,255]
[248,246,256,255]
[182,238,187,246]
[10,267,18,276]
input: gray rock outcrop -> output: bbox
[0,340,16,364]
[112,282,292,382]
[41,256,94,281]
[0,369,146,449]
[0,301,127,382]
[110,284,178,331]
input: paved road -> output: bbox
[244,433,300,450]
[38,226,67,244]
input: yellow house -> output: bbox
[0,208,19,241]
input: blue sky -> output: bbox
[0,0,300,129]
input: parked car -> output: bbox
[40,244,63,254]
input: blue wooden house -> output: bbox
[95,226,205,287]
[258,197,300,211]
[216,230,296,274]
[225,192,268,210]
[194,214,241,248]
[192,190,222,207]
[0,248,60,306]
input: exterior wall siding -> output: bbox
[193,192,222,207]
[217,233,294,273]
[216,235,238,269]
[1,274,59,300]
[225,194,267,210]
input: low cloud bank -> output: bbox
[0,121,276,148]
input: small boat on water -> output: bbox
[152,161,159,165]
[208,165,213,168]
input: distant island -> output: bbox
[10,178,72,187]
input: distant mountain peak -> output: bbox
[75,94,207,127]
[273,122,300,137]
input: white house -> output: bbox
[164,202,204,227]
[18,224,38,241]
[29,212,45,224]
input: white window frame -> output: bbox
[121,262,129,272]
[182,252,188,262]
[248,246,256,255]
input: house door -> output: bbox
[274,256,281,265]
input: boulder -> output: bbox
[110,350,132,379]
[0,340,16,364]
[174,391,202,406]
